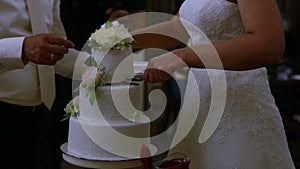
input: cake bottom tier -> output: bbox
[67,117,150,160]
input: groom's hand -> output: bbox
[22,33,75,65]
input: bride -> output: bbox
[132,0,296,168]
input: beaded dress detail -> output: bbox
[168,0,296,168]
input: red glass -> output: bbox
[152,153,190,169]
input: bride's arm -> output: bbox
[144,0,285,82]
[132,14,189,50]
[178,0,284,70]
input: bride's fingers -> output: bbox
[144,69,157,83]
[145,69,170,83]
[144,69,151,82]
[144,67,152,82]
[159,71,171,81]
[149,69,159,83]
[153,69,161,83]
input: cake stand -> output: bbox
[61,142,159,169]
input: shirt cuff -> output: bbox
[0,37,25,71]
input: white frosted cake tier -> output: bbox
[79,83,144,122]
[92,48,134,83]
[68,116,150,159]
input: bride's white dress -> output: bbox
[168,0,296,168]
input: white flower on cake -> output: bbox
[63,20,137,121]
[81,66,106,88]
[62,65,106,120]
[81,66,98,85]
[89,21,135,50]
[62,96,79,121]
[81,65,106,105]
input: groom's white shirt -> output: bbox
[0,0,78,106]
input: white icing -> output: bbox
[91,48,134,83]
[79,83,144,122]
[68,116,150,159]
[68,67,149,158]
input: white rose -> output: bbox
[82,66,98,85]
[64,96,79,115]
[112,21,122,27]
[90,21,134,50]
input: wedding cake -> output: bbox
[64,21,151,160]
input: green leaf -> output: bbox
[86,89,91,97]
[61,112,72,121]
[89,38,100,49]
[91,57,98,67]
[105,21,113,29]
[89,91,96,105]
[61,115,70,122]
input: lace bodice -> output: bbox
[179,0,245,44]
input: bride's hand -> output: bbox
[144,49,186,83]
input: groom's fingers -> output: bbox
[23,33,75,65]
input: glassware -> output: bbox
[152,152,190,169]
[276,64,292,81]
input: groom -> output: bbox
[0,0,79,169]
